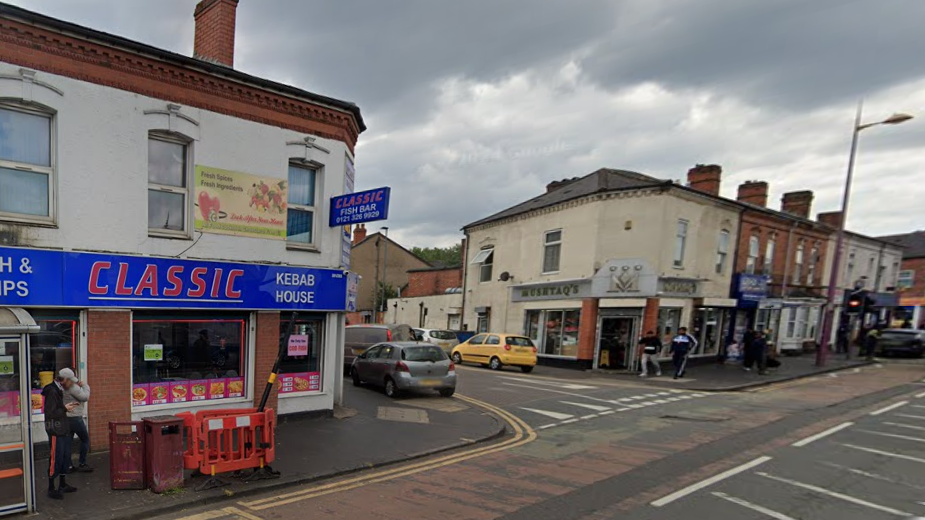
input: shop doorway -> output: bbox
[595,316,638,370]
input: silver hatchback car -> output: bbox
[350,342,457,398]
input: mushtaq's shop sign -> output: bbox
[511,280,592,302]
[329,187,391,227]
[0,246,347,311]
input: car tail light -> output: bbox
[532,346,537,353]
[395,361,409,372]
[449,361,456,372]
[387,329,393,341]
[504,344,512,351]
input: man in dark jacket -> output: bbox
[43,373,79,500]
[670,327,699,379]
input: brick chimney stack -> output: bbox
[687,164,722,196]
[781,191,814,219]
[352,224,367,245]
[194,0,239,67]
[737,181,769,207]
[817,211,844,229]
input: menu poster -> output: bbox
[277,374,295,394]
[31,389,43,415]
[149,383,169,405]
[190,380,208,401]
[278,372,318,394]
[208,378,227,400]
[287,335,309,357]
[227,377,244,399]
[307,371,321,392]
[0,392,14,417]
[131,384,150,407]
[169,382,189,404]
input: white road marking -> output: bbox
[896,413,925,421]
[870,401,909,416]
[561,418,579,425]
[502,383,618,404]
[915,391,925,398]
[519,408,574,421]
[498,376,598,390]
[653,399,670,404]
[842,444,925,464]
[823,462,925,491]
[791,422,854,447]
[757,472,912,516]
[884,422,925,433]
[559,401,612,412]
[650,456,773,507]
[859,430,925,444]
[537,424,557,430]
[711,492,798,520]
[599,410,616,415]
[580,414,598,420]
[656,392,673,396]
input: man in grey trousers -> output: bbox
[60,368,93,473]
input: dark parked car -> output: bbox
[350,342,456,398]
[878,329,925,358]
[344,324,415,372]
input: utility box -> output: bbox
[143,416,185,493]
[109,422,145,490]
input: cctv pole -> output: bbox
[380,227,390,322]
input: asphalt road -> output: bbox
[158,362,925,520]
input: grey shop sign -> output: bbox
[511,280,591,302]
[658,278,701,298]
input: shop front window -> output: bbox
[26,315,79,416]
[693,308,729,356]
[526,310,580,357]
[132,316,247,407]
[278,317,323,394]
[657,308,682,349]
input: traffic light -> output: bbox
[846,290,866,314]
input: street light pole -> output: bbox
[817,102,913,367]
[380,226,390,321]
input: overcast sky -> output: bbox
[10,0,925,247]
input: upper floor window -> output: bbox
[148,134,189,235]
[847,250,856,283]
[287,163,317,246]
[715,230,730,274]
[471,247,495,283]
[898,270,915,289]
[543,230,562,274]
[806,245,819,285]
[0,105,53,222]
[673,220,688,267]
[793,242,805,284]
[746,236,760,274]
[763,238,776,275]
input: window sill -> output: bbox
[541,271,561,276]
[0,216,57,229]
[278,390,325,398]
[148,231,192,241]
[287,243,321,254]
[132,396,251,413]
[672,265,685,270]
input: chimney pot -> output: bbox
[194,0,239,67]
[817,211,844,229]
[737,181,769,207]
[352,223,367,245]
[686,164,722,196]
[781,191,814,219]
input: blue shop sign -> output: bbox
[0,246,347,311]
[329,187,390,227]
[734,274,770,305]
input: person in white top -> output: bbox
[60,368,93,473]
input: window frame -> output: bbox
[286,161,321,250]
[0,103,56,225]
[898,269,915,289]
[807,245,819,285]
[147,132,191,238]
[793,242,805,284]
[763,238,775,275]
[542,229,562,274]
[715,230,730,274]
[674,220,689,268]
[746,236,760,274]
[478,250,495,283]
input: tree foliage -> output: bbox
[411,244,462,266]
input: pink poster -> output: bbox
[226,377,244,398]
[277,374,295,394]
[0,392,14,417]
[208,378,227,400]
[279,372,316,394]
[169,382,189,404]
[307,372,321,392]
[131,384,150,407]
[189,380,208,401]
[287,335,309,357]
[31,389,44,415]
[149,383,169,405]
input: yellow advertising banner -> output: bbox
[194,165,288,240]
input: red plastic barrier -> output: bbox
[178,407,276,475]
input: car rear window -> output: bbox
[402,346,447,362]
[505,337,534,347]
[881,331,918,340]
[391,326,415,341]
[430,330,457,341]
[345,328,389,344]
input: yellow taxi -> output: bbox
[451,333,537,373]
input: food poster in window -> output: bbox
[194,165,288,240]
[279,372,315,394]
[30,389,43,415]
[0,392,15,417]
[189,380,208,401]
[169,382,189,403]
[131,384,150,407]
[149,382,169,405]
[226,377,244,398]
[208,379,227,400]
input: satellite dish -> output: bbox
[499,272,512,282]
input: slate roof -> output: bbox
[878,231,925,259]
[464,168,669,229]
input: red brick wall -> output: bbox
[900,257,925,298]
[86,310,132,451]
[253,312,281,413]
[404,269,462,298]
[577,298,599,361]
[194,0,238,67]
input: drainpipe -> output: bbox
[460,231,470,331]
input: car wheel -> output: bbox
[489,357,502,371]
[384,378,400,398]
[351,368,361,387]
[452,352,463,364]
[439,388,455,398]
[520,366,534,374]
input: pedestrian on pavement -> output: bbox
[742,329,757,371]
[60,368,93,473]
[637,331,662,377]
[863,328,880,361]
[670,327,698,379]
[754,331,769,375]
[43,371,79,500]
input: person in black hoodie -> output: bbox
[43,373,79,500]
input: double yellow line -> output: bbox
[236,394,536,512]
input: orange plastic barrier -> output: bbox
[178,407,276,475]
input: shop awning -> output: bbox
[0,308,38,334]
[469,247,494,264]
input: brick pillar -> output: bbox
[643,297,660,336]
[253,312,281,413]
[87,310,132,451]
[577,298,600,362]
